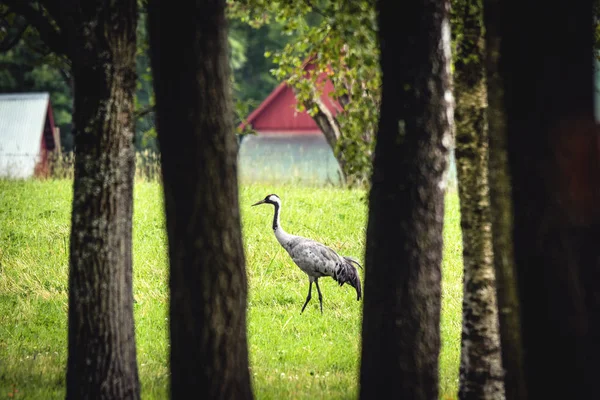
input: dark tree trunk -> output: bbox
[501,0,600,398]
[483,0,527,398]
[65,1,140,398]
[359,0,452,398]
[148,0,253,398]
[452,0,505,398]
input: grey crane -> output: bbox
[252,193,362,314]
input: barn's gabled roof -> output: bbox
[0,92,55,178]
[238,58,343,134]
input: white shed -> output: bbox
[0,92,60,178]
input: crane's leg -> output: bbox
[301,281,313,314]
[315,279,323,314]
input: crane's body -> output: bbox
[252,194,362,314]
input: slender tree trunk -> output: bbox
[483,0,527,398]
[304,95,348,184]
[452,1,505,398]
[359,0,452,398]
[501,0,600,398]
[66,1,140,398]
[148,0,253,398]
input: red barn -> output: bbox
[236,58,345,184]
[238,60,343,136]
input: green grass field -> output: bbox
[0,179,463,399]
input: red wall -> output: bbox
[244,69,343,135]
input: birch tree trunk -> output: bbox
[452,0,505,398]
[359,0,452,398]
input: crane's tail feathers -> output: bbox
[344,256,363,269]
[335,257,363,301]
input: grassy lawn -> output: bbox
[0,179,463,399]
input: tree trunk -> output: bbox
[148,0,253,398]
[359,0,452,398]
[452,0,505,398]
[65,1,140,398]
[501,0,600,398]
[304,94,347,183]
[306,96,343,151]
[483,0,527,398]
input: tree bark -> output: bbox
[303,94,347,183]
[452,0,505,398]
[501,0,600,398]
[65,1,140,398]
[483,0,527,398]
[306,97,343,156]
[148,0,253,398]
[359,0,452,398]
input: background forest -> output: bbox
[0,7,290,152]
[0,0,383,186]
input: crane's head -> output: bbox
[251,194,281,207]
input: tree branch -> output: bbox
[3,0,67,55]
[59,67,71,83]
[302,89,343,152]
[0,19,28,52]
[38,0,63,24]
[302,0,330,20]
[134,105,156,119]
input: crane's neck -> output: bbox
[272,202,293,247]
[272,202,282,231]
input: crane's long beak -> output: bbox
[251,199,266,206]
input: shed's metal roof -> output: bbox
[0,92,49,178]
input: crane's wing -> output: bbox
[288,239,362,300]
[287,238,342,277]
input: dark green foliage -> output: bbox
[135,10,158,152]
[228,18,295,136]
[0,3,293,151]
